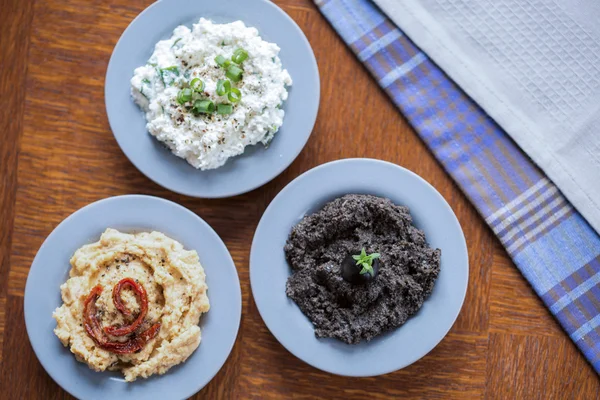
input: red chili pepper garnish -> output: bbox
[103,278,148,336]
[82,279,160,354]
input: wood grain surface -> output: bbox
[0,0,598,398]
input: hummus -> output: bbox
[53,228,210,382]
[131,18,293,170]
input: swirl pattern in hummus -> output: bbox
[53,228,210,382]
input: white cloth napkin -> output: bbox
[373,0,600,234]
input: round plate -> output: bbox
[24,195,241,400]
[105,0,320,198]
[250,158,468,376]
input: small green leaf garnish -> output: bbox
[353,248,380,277]
[142,78,151,85]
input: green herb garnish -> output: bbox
[226,65,243,82]
[157,66,179,86]
[171,38,182,48]
[352,249,380,276]
[227,87,241,103]
[190,78,204,93]
[139,78,151,100]
[216,79,231,96]
[162,66,179,74]
[215,55,231,68]
[217,103,233,115]
[176,88,193,104]
[192,99,215,115]
[155,67,165,85]
[232,48,249,64]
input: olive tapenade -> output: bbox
[285,194,441,344]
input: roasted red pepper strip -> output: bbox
[100,322,161,354]
[104,278,148,336]
[83,281,160,354]
[83,285,106,345]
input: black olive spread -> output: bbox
[284,194,441,344]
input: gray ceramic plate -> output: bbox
[250,158,469,376]
[24,195,241,400]
[105,0,320,198]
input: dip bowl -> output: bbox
[24,195,241,399]
[105,0,320,198]
[250,158,469,376]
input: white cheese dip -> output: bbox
[131,19,292,170]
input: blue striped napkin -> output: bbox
[314,0,600,372]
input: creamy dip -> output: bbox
[53,229,210,382]
[131,18,292,170]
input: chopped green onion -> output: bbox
[215,56,231,68]
[217,104,233,115]
[171,38,182,48]
[190,78,204,92]
[193,99,215,114]
[221,40,226,46]
[142,78,151,85]
[232,48,249,64]
[226,65,243,82]
[216,79,231,96]
[228,87,241,103]
[215,55,227,67]
[176,88,193,104]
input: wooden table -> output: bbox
[1,0,598,398]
